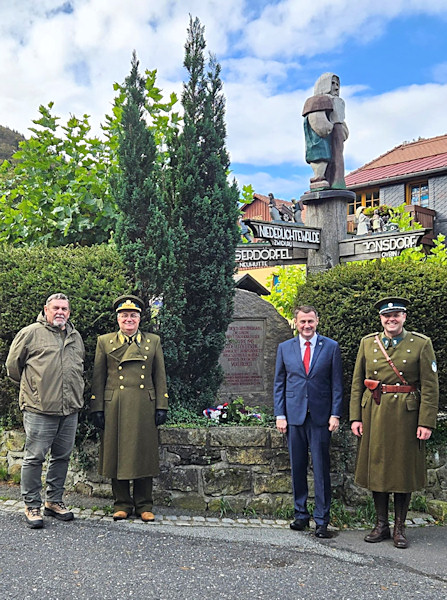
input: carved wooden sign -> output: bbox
[339,230,427,262]
[243,219,320,248]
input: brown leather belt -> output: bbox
[381,384,417,394]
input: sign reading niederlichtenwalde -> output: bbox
[244,219,321,248]
[339,230,427,262]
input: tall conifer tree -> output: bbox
[113,52,174,304]
[159,17,240,409]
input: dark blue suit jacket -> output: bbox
[274,334,343,426]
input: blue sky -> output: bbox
[1,1,447,201]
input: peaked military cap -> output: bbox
[374,297,410,315]
[113,294,145,313]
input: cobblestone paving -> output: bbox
[0,497,436,529]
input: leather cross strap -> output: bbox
[374,335,410,385]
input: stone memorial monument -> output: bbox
[219,289,293,408]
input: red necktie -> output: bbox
[303,341,311,374]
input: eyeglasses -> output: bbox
[117,312,140,319]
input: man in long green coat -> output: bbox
[350,297,438,549]
[90,295,168,522]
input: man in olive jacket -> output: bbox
[6,293,85,529]
[350,297,438,549]
[90,295,168,522]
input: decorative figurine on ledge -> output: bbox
[268,193,282,222]
[356,206,370,236]
[302,73,349,191]
[371,209,385,233]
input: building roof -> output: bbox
[243,193,293,209]
[346,134,447,187]
[234,273,270,296]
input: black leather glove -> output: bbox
[155,409,168,426]
[91,411,105,430]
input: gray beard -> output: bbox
[53,318,66,329]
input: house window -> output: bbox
[407,181,429,207]
[347,189,380,215]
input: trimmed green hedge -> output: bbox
[0,244,134,427]
[295,260,447,414]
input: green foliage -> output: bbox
[427,418,447,451]
[219,497,234,517]
[0,466,8,481]
[363,204,392,218]
[11,472,21,484]
[294,260,447,412]
[240,184,255,206]
[0,244,132,428]
[225,397,274,426]
[409,494,428,512]
[388,203,423,231]
[112,52,177,304]
[272,504,294,520]
[157,17,240,411]
[103,62,181,192]
[426,233,447,262]
[165,405,210,428]
[265,265,306,320]
[0,104,118,246]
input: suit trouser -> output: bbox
[288,414,332,525]
[21,411,78,507]
[112,477,153,515]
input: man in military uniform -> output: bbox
[350,297,438,548]
[90,295,168,522]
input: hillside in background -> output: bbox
[0,125,25,162]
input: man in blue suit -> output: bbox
[274,305,343,538]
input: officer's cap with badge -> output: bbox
[113,295,145,313]
[374,297,409,315]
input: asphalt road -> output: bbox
[0,509,445,600]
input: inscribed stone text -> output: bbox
[220,320,265,392]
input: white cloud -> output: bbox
[345,83,447,169]
[1,0,447,201]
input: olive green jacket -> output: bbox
[90,331,168,479]
[6,313,85,416]
[350,329,438,492]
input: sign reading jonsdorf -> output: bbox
[339,230,427,262]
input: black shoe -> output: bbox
[315,525,333,539]
[290,518,310,531]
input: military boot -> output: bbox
[393,492,411,549]
[364,492,391,543]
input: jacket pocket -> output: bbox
[104,390,113,402]
[148,389,156,401]
[406,395,419,411]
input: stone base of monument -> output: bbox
[301,189,356,273]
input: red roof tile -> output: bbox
[346,153,447,186]
[346,134,447,187]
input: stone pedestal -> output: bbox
[301,189,355,272]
